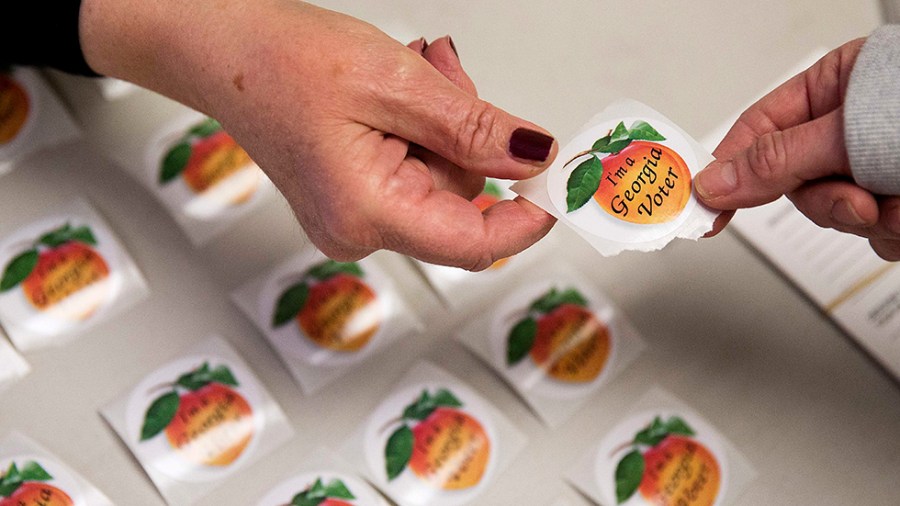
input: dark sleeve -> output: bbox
[0,0,100,76]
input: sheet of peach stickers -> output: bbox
[456,264,645,427]
[0,198,149,351]
[0,68,80,175]
[101,335,294,506]
[232,249,423,394]
[253,447,389,506]
[0,432,113,506]
[567,388,755,506]
[344,361,526,506]
[512,100,718,256]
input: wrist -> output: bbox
[79,0,267,113]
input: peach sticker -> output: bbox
[596,411,727,506]
[125,355,266,482]
[156,117,262,219]
[512,100,718,256]
[363,382,500,506]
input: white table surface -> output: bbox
[2,1,899,505]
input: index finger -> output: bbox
[714,40,865,160]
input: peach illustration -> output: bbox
[0,74,29,145]
[140,362,255,467]
[159,118,259,204]
[0,223,110,320]
[0,461,73,506]
[384,389,490,490]
[507,287,610,383]
[614,416,721,505]
[566,121,691,224]
[273,259,380,352]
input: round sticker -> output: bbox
[489,279,618,399]
[0,218,125,337]
[125,355,265,482]
[363,383,498,506]
[548,117,699,244]
[594,410,729,506]
[146,116,264,221]
[260,257,394,368]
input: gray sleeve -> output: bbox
[844,25,900,195]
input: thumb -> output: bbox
[371,54,557,180]
[695,108,851,209]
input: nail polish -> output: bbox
[509,128,554,162]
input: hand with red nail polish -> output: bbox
[79,0,557,270]
[696,37,900,261]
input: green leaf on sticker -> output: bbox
[273,282,310,327]
[385,425,414,481]
[634,416,695,447]
[0,249,38,292]
[306,260,364,281]
[507,317,537,366]
[566,155,602,213]
[615,449,645,504]
[19,461,52,482]
[401,388,462,421]
[159,142,192,184]
[592,135,613,152]
[482,180,504,198]
[609,121,630,144]
[38,223,98,248]
[140,391,180,441]
[592,121,633,154]
[0,464,22,497]
[529,287,588,314]
[431,389,463,409]
[291,477,355,506]
[0,461,47,497]
[628,120,666,141]
[665,416,695,437]
[188,118,222,139]
[207,364,239,387]
[175,362,238,390]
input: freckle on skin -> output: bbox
[233,72,245,91]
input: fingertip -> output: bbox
[694,160,737,203]
[870,238,900,262]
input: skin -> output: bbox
[696,38,900,261]
[78,0,557,271]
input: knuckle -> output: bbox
[452,100,500,159]
[748,131,789,184]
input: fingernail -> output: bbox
[695,162,737,199]
[447,35,458,58]
[509,128,554,162]
[831,199,866,226]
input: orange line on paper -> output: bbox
[825,263,898,313]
